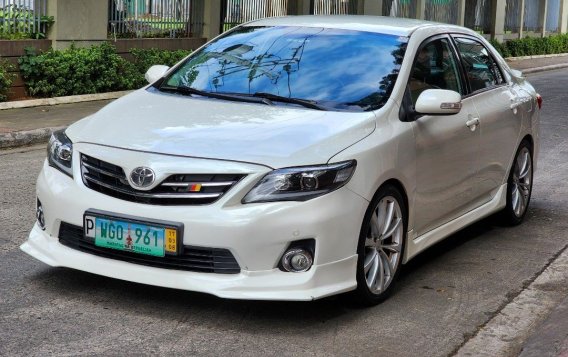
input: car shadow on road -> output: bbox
[28,264,363,331]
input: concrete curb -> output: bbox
[0,90,133,111]
[522,63,568,74]
[506,53,568,62]
[0,126,65,150]
[454,245,568,357]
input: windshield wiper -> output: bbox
[252,92,328,111]
[160,85,273,106]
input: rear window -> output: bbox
[162,26,407,111]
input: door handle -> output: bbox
[466,117,480,131]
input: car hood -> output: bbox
[67,89,377,168]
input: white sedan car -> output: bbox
[22,16,540,305]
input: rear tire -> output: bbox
[500,140,533,226]
[353,184,407,306]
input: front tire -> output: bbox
[353,185,407,306]
[501,140,533,225]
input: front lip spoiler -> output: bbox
[21,224,359,301]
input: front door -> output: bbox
[409,37,482,236]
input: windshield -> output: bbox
[160,26,407,112]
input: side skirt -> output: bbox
[403,184,507,263]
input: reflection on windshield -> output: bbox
[162,26,407,112]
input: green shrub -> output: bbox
[491,33,568,58]
[18,43,137,98]
[0,60,15,102]
[18,43,192,98]
[129,48,191,87]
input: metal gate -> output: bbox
[311,0,358,15]
[108,0,204,38]
[0,0,48,36]
[221,0,288,32]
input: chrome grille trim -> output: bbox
[81,159,125,180]
[80,154,246,205]
[83,174,222,199]
[161,181,235,187]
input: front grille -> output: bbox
[59,222,241,274]
[80,154,245,205]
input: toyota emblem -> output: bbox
[130,167,155,188]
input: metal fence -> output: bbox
[221,0,359,32]
[0,0,48,35]
[546,0,560,32]
[383,0,417,19]
[108,0,205,38]
[464,0,491,33]
[505,0,522,33]
[312,0,358,15]
[425,0,458,24]
[503,0,560,35]
[222,0,288,31]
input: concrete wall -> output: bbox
[48,0,109,49]
[0,40,52,100]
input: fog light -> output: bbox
[36,199,45,230]
[281,248,313,272]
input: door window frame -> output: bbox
[449,34,508,98]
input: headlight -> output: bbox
[47,129,73,177]
[242,160,356,203]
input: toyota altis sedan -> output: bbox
[21,16,540,305]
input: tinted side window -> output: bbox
[454,37,505,92]
[409,38,463,104]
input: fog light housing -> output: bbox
[36,199,45,230]
[281,248,313,273]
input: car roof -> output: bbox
[244,15,469,37]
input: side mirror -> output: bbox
[415,89,462,115]
[145,65,170,84]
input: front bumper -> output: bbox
[21,150,369,301]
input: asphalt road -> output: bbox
[1,70,567,357]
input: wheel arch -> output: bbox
[379,178,410,223]
[521,134,534,150]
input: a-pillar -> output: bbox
[47,0,108,49]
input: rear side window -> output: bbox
[454,37,505,93]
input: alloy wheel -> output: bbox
[363,196,404,294]
[511,147,532,218]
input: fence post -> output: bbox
[519,0,525,38]
[490,0,506,42]
[47,0,109,50]
[538,0,548,37]
[560,0,568,33]
[362,0,383,15]
[457,0,466,26]
[299,0,312,15]
[416,0,425,20]
[202,0,222,40]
